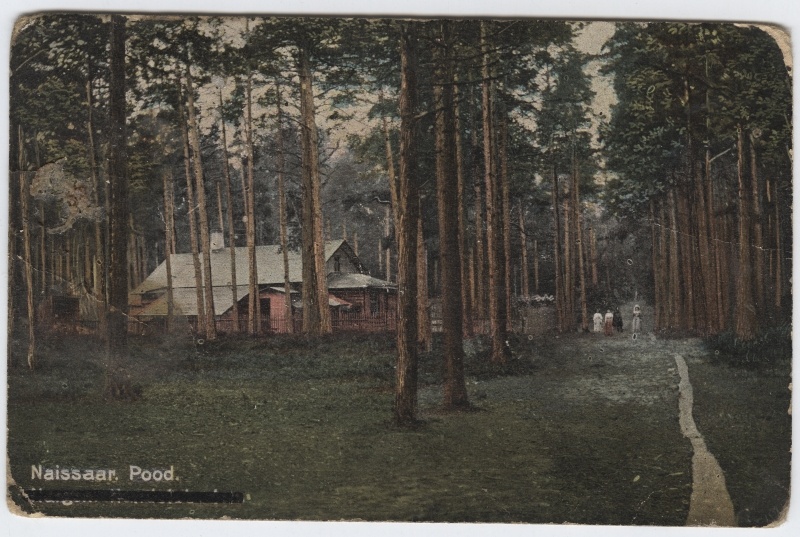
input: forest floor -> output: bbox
[6,315,791,526]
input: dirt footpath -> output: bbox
[538,326,743,525]
[428,303,759,525]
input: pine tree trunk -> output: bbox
[244,71,259,335]
[773,179,782,312]
[394,22,421,425]
[432,258,439,296]
[481,22,507,363]
[712,193,727,332]
[472,111,485,319]
[78,232,84,289]
[162,169,175,333]
[519,204,529,298]
[765,176,774,310]
[86,75,106,335]
[696,150,717,334]
[185,66,217,340]
[659,197,670,331]
[583,221,592,295]
[79,232,85,289]
[748,133,765,314]
[215,182,225,235]
[589,227,598,287]
[498,114,512,334]
[704,77,723,333]
[82,227,91,289]
[381,111,398,281]
[533,239,539,295]
[573,155,588,332]
[655,201,665,329]
[681,78,698,332]
[106,15,130,392]
[177,81,206,336]
[66,231,73,292]
[434,21,469,407]
[377,237,383,278]
[276,82,293,333]
[650,199,661,331]
[416,213,431,351]
[18,129,35,369]
[677,189,696,331]
[667,188,681,330]
[552,163,564,332]
[703,57,716,331]
[132,225,139,289]
[30,225,38,301]
[473,163,485,319]
[735,126,757,340]
[128,217,141,290]
[218,87,239,332]
[125,222,132,290]
[8,178,16,344]
[384,206,392,282]
[468,246,476,319]
[135,223,141,288]
[719,213,733,330]
[54,243,60,289]
[49,235,55,299]
[39,202,47,295]
[298,46,331,335]
[453,78,473,337]
[562,195,572,329]
[140,235,147,285]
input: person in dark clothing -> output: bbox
[613,309,623,332]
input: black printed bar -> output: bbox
[25,489,245,503]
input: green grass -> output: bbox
[686,343,792,526]
[705,324,792,370]
[10,329,782,524]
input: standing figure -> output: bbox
[604,310,614,336]
[613,309,623,332]
[593,311,603,333]
[632,304,642,335]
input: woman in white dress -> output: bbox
[632,304,642,334]
[593,311,603,333]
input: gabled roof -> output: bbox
[132,240,352,295]
[327,272,397,290]
[136,285,250,317]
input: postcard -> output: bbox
[5,9,792,530]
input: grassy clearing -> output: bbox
[7,328,779,525]
[687,330,792,527]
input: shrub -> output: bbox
[706,324,792,370]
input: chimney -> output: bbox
[211,230,225,252]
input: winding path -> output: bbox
[674,354,736,526]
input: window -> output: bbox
[334,255,341,272]
[370,292,380,316]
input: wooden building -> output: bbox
[129,239,397,335]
